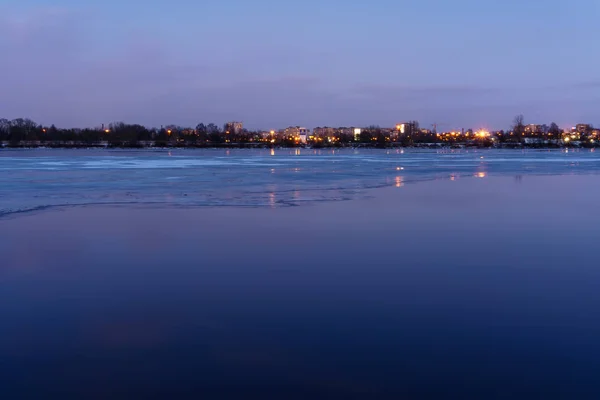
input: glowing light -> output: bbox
[270,130,275,135]
[395,176,403,188]
[476,172,487,178]
[270,139,275,143]
[104,129,110,133]
[564,137,571,143]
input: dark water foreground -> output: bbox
[1,175,600,399]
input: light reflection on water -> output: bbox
[395,176,404,187]
[268,192,276,207]
[1,148,600,217]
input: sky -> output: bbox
[0,0,598,130]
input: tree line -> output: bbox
[0,119,263,147]
[0,116,595,148]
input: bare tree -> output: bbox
[549,122,561,139]
[512,115,525,142]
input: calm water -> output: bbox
[2,150,600,398]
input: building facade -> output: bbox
[576,124,592,134]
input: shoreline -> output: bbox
[1,142,595,150]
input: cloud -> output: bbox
[353,83,496,98]
[0,5,598,130]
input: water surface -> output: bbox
[1,148,599,216]
[1,151,600,398]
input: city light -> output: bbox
[4,119,598,149]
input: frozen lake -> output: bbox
[1,148,599,217]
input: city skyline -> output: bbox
[1,0,599,129]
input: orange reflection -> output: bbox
[270,148,275,156]
[476,172,487,178]
[395,176,404,188]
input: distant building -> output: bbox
[525,124,543,135]
[298,127,309,143]
[225,121,243,134]
[576,124,592,134]
[353,128,362,141]
[312,127,337,139]
[395,122,418,137]
[282,126,309,142]
[338,127,354,137]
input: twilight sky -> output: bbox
[1,0,598,130]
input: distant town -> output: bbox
[0,116,598,149]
